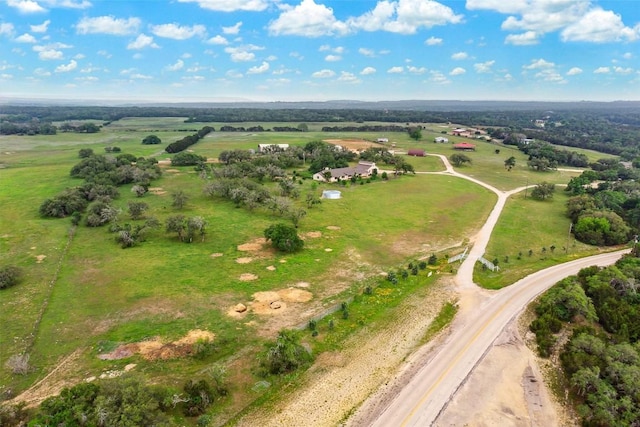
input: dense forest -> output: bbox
[531,255,640,426]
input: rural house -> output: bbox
[258,143,289,153]
[407,149,425,157]
[312,161,378,182]
[453,143,476,151]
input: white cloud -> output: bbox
[325,54,341,62]
[451,52,468,60]
[178,0,269,12]
[15,33,37,43]
[474,60,495,73]
[76,16,141,35]
[468,0,638,44]
[429,70,450,84]
[387,66,404,74]
[614,66,633,75]
[31,20,50,33]
[151,23,206,40]
[0,23,16,37]
[425,36,443,45]
[6,0,46,13]
[566,67,583,76]
[311,69,335,78]
[407,66,426,74]
[561,8,639,43]
[34,47,63,60]
[247,61,269,74]
[269,0,349,37]
[225,45,263,62]
[127,34,159,50]
[622,52,633,59]
[129,73,152,80]
[360,66,376,75]
[523,58,554,70]
[505,31,539,45]
[166,59,185,71]
[223,22,243,35]
[55,59,77,72]
[338,71,360,83]
[33,67,51,76]
[207,35,229,45]
[359,48,375,57]
[450,67,466,76]
[348,0,463,35]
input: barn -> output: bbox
[453,143,476,151]
[407,149,425,157]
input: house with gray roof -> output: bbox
[312,161,378,182]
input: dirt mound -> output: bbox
[98,329,215,361]
[239,273,258,281]
[210,253,224,258]
[238,238,267,251]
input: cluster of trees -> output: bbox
[0,120,57,135]
[39,150,161,220]
[530,255,640,425]
[304,140,357,174]
[321,125,407,132]
[171,152,207,166]
[165,126,214,154]
[565,161,640,246]
[142,135,161,145]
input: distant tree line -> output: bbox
[164,126,214,153]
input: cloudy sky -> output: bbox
[1,0,639,103]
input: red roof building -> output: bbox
[407,149,425,157]
[453,143,476,151]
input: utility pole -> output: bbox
[524,179,529,199]
[566,222,573,253]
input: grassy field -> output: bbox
[0,117,614,423]
[474,190,612,289]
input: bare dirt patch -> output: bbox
[304,231,322,239]
[326,226,341,231]
[324,138,379,151]
[148,187,167,195]
[245,288,314,317]
[266,265,276,271]
[35,255,46,263]
[239,273,258,281]
[210,253,224,258]
[237,238,268,251]
[236,257,253,264]
[165,169,181,173]
[98,329,215,361]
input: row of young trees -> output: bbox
[164,126,214,153]
[530,255,640,426]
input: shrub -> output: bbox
[261,330,312,375]
[182,380,214,417]
[264,223,304,253]
[0,265,22,290]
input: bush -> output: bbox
[182,379,214,417]
[0,265,22,290]
[261,330,312,375]
[264,223,304,253]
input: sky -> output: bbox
[0,0,639,103]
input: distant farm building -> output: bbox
[452,128,472,137]
[258,144,289,153]
[376,138,389,143]
[434,137,449,143]
[407,149,425,157]
[453,143,476,151]
[520,138,534,145]
[312,161,378,182]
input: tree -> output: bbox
[408,127,422,141]
[449,153,472,167]
[527,157,556,172]
[166,215,186,241]
[264,223,304,252]
[261,329,313,375]
[171,190,189,209]
[0,265,23,290]
[128,201,148,220]
[79,148,94,158]
[142,135,161,145]
[531,182,556,200]
[131,184,147,198]
[504,156,516,171]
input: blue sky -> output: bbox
[0,0,639,102]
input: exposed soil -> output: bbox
[324,138,381,151]
[148,187,167,195]
[97,329,215,361]
[239,273,258,281]
[236,257,253,264]
[35,255,46,263]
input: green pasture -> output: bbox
[0,116,616,422]
[474,190,606,289]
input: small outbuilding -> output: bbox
[453,143,476,151]
[434,137,449,143]
[407,149,425,157]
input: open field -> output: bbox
[0,117,613,424]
